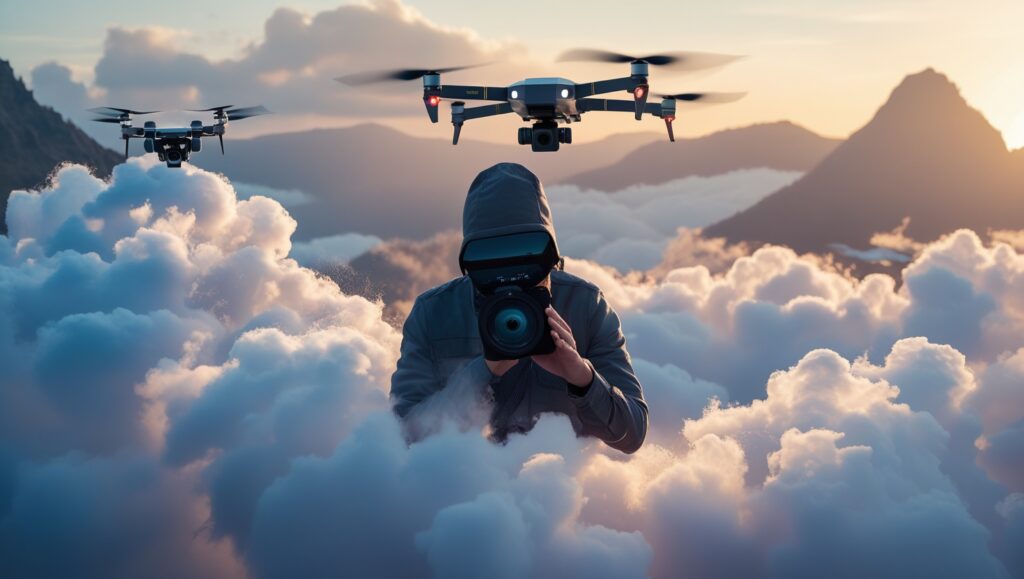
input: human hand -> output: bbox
[531,306,593,388]
[485,358,518,377]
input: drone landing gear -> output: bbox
[518,122,571,152]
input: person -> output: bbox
[389,162,648,453]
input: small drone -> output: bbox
[90,105,270,167]
[337,49,743,152]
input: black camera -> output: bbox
[517,121,572,152]
[460,231,559,360]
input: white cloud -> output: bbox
[29,0,533,143]
[288,233,382,268]
[547,169,801,272]
[1,161,1023,578]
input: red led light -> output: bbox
[428,95,440,106]
[665,115,675,122]
[634,87,646,99]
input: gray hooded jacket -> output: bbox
[389,163,648,453]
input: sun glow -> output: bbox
[1003,111,1024,150]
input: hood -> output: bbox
[459,162,559,267]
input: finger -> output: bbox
[545,306,571,332]
[549,320,575,350]
[545,307,575,347]
[552,329,576,352]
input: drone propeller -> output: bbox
[89,107,161,117]
[187,105,270,121]
[335,63,490,86]
[187,105,234,112]
[91,117,126,124]
[556,49,741,70]
[656,92,746,103]
[224,105,270,120]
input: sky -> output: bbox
[2,0,1024,146]
[3,5,1024,576]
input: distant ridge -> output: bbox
[0,59,120,233]
[560,121,841,191]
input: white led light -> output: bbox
[511,90,519,99]
[560,88,569,98]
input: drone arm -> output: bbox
[576,98,661,115]
[462,102,513,120]
[439,85,509,101]
[577,99,674,141]
[574,77,640,98]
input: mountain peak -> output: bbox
[705,68,1024,257]
[885,67,964,108]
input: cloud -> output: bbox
[562,229,1024,405]
[288,233,382,268]
[29,0,531,142]
[546,169,801,272]
[2,161,1024,578]
[233,182,314,208]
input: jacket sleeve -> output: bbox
[568,289,649,453]
[390,296,495,424]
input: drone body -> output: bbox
[338,50,742,152]
[91,105,269,167]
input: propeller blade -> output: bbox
[557,49,741,71]
[335,62,491,86]
[219,134,224,155]
[556,49,635,64]
[656,91,746,103]
[89,107,161,116]
[225,105,270,120]
[187,105,234,112]
[91,117,124,124]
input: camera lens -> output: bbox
[491,305,532,350]
[167,150,182,162]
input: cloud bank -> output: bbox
[1,162,1022,578]
[29,0,530,142]
[546,168,801,272]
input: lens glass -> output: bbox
[491,305,532,349]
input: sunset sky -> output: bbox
[3,0,1023,146]
[4,3,1024,578]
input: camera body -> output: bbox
[154,138,191,168]
[517,121,572,152]
[477,284,556,361]
[460,231,559,360]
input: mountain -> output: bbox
[705,69,1024,254]
[0,59,120,233]
[194,124,660,240]
[560,121,841,191]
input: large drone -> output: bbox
[337,49,743,152]
[90,105,270,167]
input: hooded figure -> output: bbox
[390,163,648,453]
